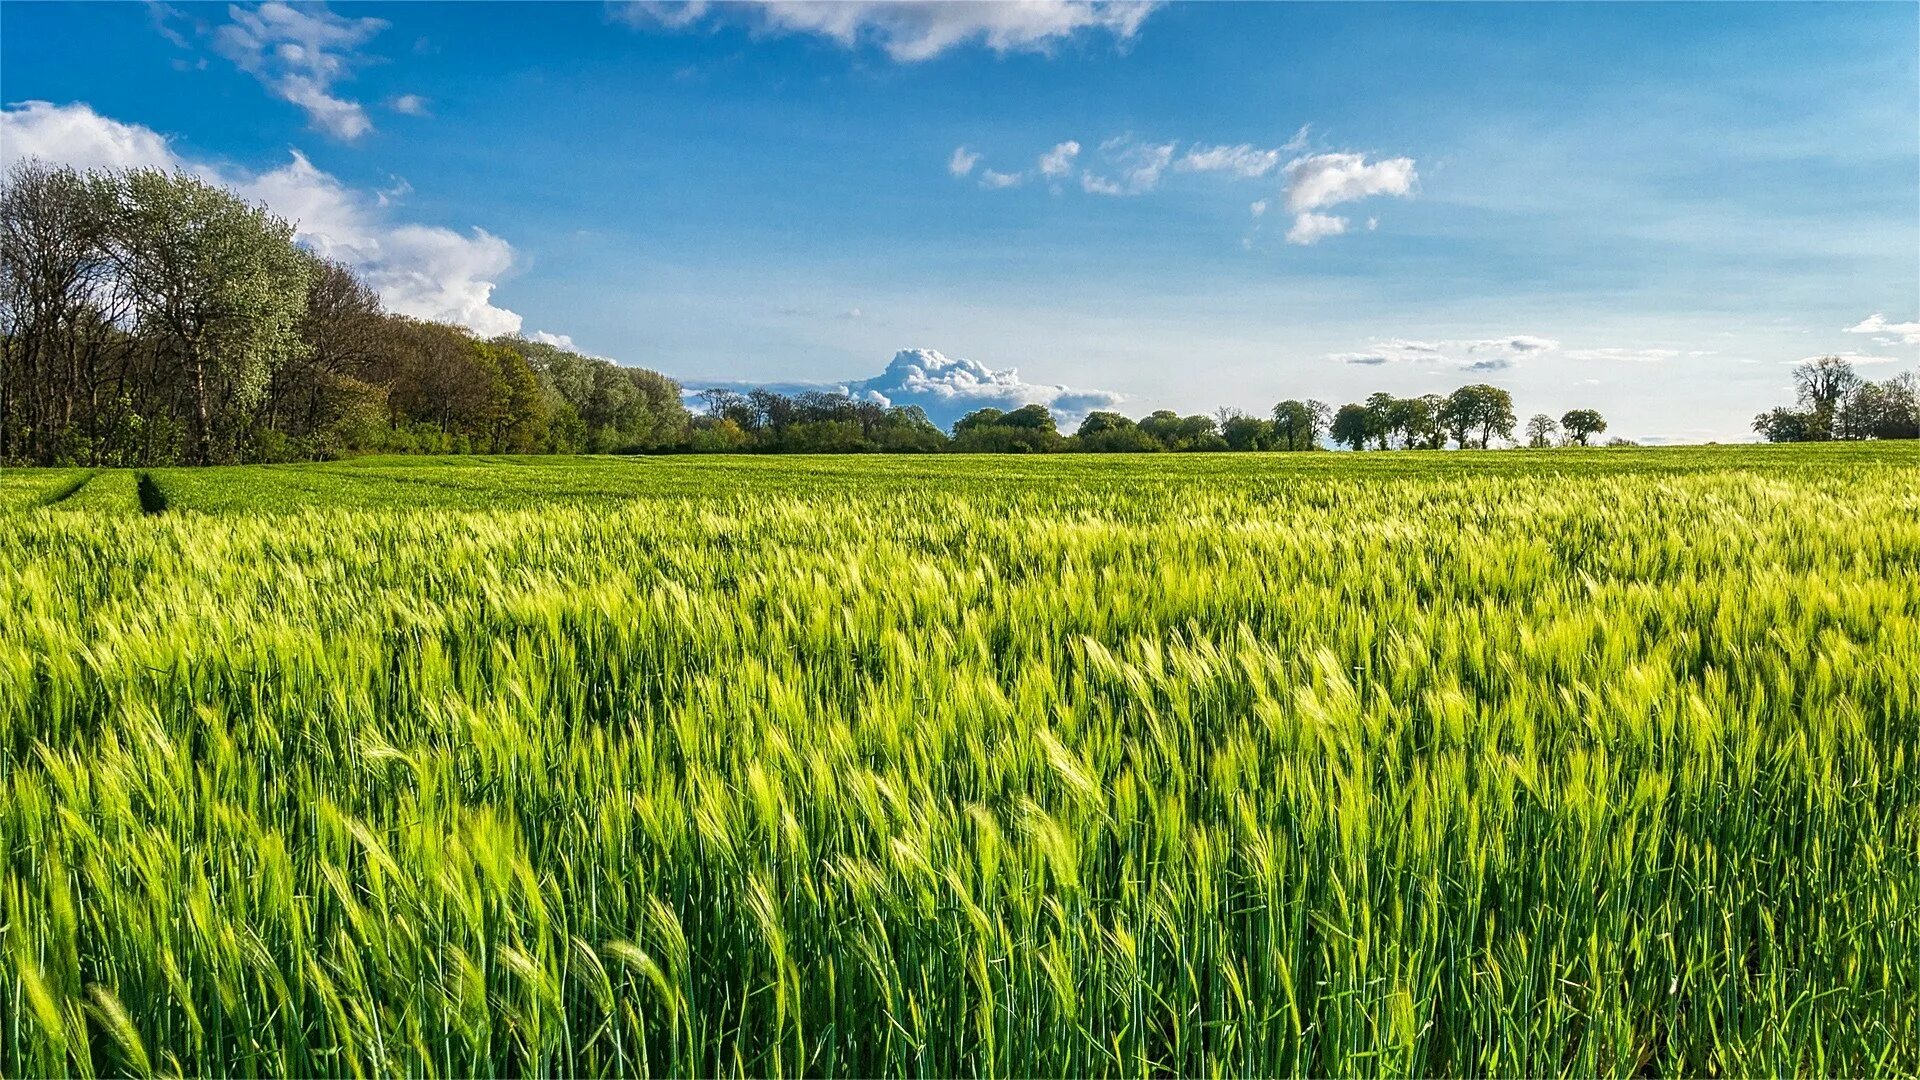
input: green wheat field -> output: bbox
[3,445,1918,1078]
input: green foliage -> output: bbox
[1757,358,1919,443]
[1075,411,1162,452]
[1561,408,1607,445]
[952,404,1064,452]
[3,444,1918,1076]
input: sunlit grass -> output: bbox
[3,445,1917,1076]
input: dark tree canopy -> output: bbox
[1755,357,1916,443]
[0,160,688,466]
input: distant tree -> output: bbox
[1441,384,1515,448]
[1560,408,1606,446]
[952,407,1006,434]
[1837,371,1919,441]
[1000,403,1058,431]
[1075,410,1160,452]
[1525,413,1559,448]
[1437,389,1474,449]
[1271,399,1326,451]
[1360,392,1398,449]
[1794,355,1861,439]
[1753,356,1918,443]
[953,403,1063,452]
[1139,409,1223,451]
[1216,408,1273,450]
[1411,394,1447,449]
[698,388,756,432]
[868,405,947,452]
[1330,402,1373,451]
[1752,406,1819,443]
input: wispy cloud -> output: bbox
[209,1,391,140]
[1080,134,1174,196]
[948,145,981,178]
[1332,335,1560,370]
[1177,142,1284,178]
[1846,313,1920,346]
[1038,140,1081,180]
[614,1,1159,63]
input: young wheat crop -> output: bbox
[2,445,1917,1077]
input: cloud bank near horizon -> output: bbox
[683,347,1125,430]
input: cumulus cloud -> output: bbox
[948,145,980,177]
[1177,142,1284,178]
[686,348,1125,430]
[529,330,580,351]
[1846,313,1920,346]
[2,101,525,337]
[388,93,431,117]
[979,168,1025,189]
[1285,212,1346,245]
[615,1,1158,62]
[1332,335,1560,370]
[1080,134,1174,196]
[1275,151,1417,245]
[856,348,1122,426]
[1038,140,1081,179]
[1283,152,1418,213]
[210,1,391,140]
[0,100,176,172]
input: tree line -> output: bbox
[1,161,687,466]
[30,158,1866,465]
[687,387,1616,454]
[1752,356,1918,442]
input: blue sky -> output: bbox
[4,1,1915,440]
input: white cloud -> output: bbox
[1038,140,1081,179]
[686,347,1125,429]
[948,145,980,177]
[2,101,525,337]
[856,348,1123,426]
[1785,352,1905,366]
[211,1,389,140]
[1560,347,1716,364]
[1274,152,1418,247]
[1283,152,1417,213]
[979,168,1025,189]
[0,100,177,172]
[1080,134,1174,196]
[529,330,579,351]
[1846,313,1920,346]
[616,1,1158,62]
[1332,335,1561,369]
[1177,142,1284,178]
[1249,199,1267,217]
[388,93,431,117]
[1285,212,1347,245]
